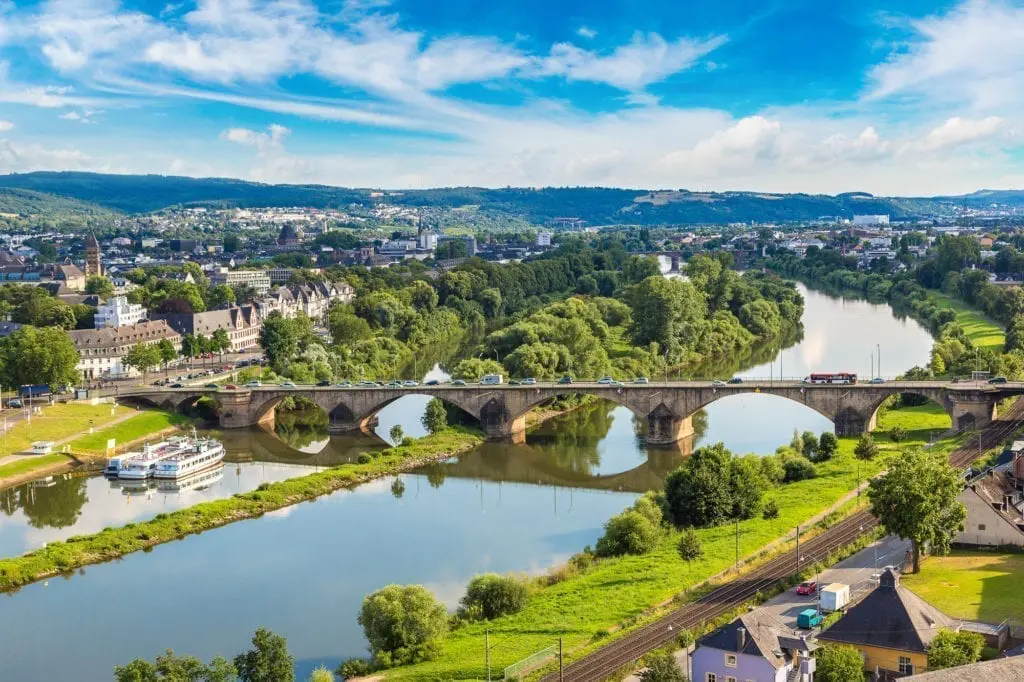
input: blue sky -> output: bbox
[0,0,1020,194]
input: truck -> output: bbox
[480,374,504,385]
[19,384,52,399]
[820,583,850,612]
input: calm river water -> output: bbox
[0,284,936,681]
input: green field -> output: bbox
[929,292,1005,351]
[0,453,71,479]
[875,402,952,442]
[384,411,961,680]
[901,551,1024,624]
[68,410,191,454]
[0,403,130,457]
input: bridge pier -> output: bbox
[218,389,259,430]
[646,406,694,446]
[669,254,681,273]
[949,396,997,432]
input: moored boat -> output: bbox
[117,438,192,480]
[152,432,225,479]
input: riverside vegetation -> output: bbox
[342,405,960,680]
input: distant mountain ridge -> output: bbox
[0,171,1020,224]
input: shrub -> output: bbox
[638,651,686,682]
[358,585,448,667]
[676,629,695,649]
[817,432,839,461]
[927,629,984,669]
[460,574,530,620]
[759,456,785,485]
[631,491,664,527]
[357,453,373,464]
[782,456,816,482]
[815,644,866,682]
[337,659,373,678]
[762,499,780,520]
[676,529,702,563]
[889,425,908,443]
[854,433,878,460]
[595,510,660,557]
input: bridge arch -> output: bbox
[865,391,955,434]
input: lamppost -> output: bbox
[877,343,881,379]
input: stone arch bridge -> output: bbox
[118,380,1024,446]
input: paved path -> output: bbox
[0,407,141,467]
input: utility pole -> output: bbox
[485,629,491,682]
[559,637,564,682]
[735,517,740,572]
[877,343,881,379]
[795,525,800,571]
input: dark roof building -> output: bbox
[277,224,303,246]
[691,610,816,682]
[154,304,262,352]
[903,655,1024,680]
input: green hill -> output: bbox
[0,187,118,217]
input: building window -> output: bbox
[978,524,986,531]
[706,674,717,682]
[899,657,914,675]
[726,677,736,682]
[725,654,737,667]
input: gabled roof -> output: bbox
[903,654,1024,680]
[816,569,959,654]
[697,610,805,670]
[961,466,1024,538]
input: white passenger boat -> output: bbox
[155,463,225,493]
[152,432,225,479]
[117,438,192,480]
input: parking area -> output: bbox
[754,534,912,631]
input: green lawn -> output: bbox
[876,402,952,442]
[0,403,130,457]
[929,292,1005,351]
[901,551,1024,624]
[0,453,72,479]
[384,410,959,680]
[68,410,191,454]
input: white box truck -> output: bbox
[820,583,850,612]
[480,374,504,385]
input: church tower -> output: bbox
[85,233,102,277]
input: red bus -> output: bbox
[805,372,857,385]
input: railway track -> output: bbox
[541,407,1024,682]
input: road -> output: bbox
[542,401,1024,682]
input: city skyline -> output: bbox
[0,0,1020,195]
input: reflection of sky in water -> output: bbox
[0,475,634,682]
[591,406,646,475]
[373,363,452,441]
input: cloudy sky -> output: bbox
[0,0,1021,194]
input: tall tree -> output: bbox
[868,450,966,572]
[85,276,115,298]
[854,433,878,461]
[233,628,295,682]
[814,645,865,682]
[422,398,447,434]
[157,338,178,369]
[124,342,161,382]
[0,325,80,388]
[212,329,232,357]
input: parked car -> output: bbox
[170,383,184,388]
[280,381,297,389]
[989,376,1008,384]
[358,380,376,387]
[633,376,649,384]
[402,380,419,387]
[387,381,403,388]
[797,609,822,629]
[204,383,219,389]
[712,379,727,387]
[557,376,574,385]
[334,381,352,387]
[316,380,331,387]
[522,377,537,385]
[796,581,817,595]
[509,379,521,385]
[8,398,22,408]
[727,377,743,384]
[224,384,238,390]
[452,379,467,386]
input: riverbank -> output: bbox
[382,409,958,680]
[927,291,1005,351]
[0,427,483,592]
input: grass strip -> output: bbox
[68,411,193,454]
[384,415,960,680]
[928,291,1006,351]
[0,403,131,457]
[0,427,483,592]
[0,453,72,479]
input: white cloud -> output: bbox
[0,138,90,172]
[915,116,1004,151]
[221,123,290,151]
[869,0,1024,110]
[0,121,13,131]
[576,26,597,39]
[541,32,726,91]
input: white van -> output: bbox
[480,374,504,385]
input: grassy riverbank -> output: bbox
[68,411,192,455]
[0,427,483,592]
[383,410,958,680]
[928,292,1005,351]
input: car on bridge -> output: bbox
[280,381,297,388]
[357,380,376,387]
[597,376,615,385]
[246,380,262,388]
[633,377,649,384]
[170,383,183,388]
[558,376,574,385]
[869,377,885,384]
[425,379,441,386]
[334,381,352,387]
[728,377,743,384]
[204,383,218,389]
[523,377,537,385]
[224,384,237,390]
[712,379,726,387]
[452,379,466,386]
[989,376,1008,384]
[316,380,331,387]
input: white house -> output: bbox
[70,321,181,380]
[94,295,147,329]
[955,455,1024,548]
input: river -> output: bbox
[0,284,937,681]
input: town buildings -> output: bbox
[94,295,147,329]
[209,268,272,294]
[257,282,355,323]
[155,304,262,352]
[69,320,181,380]
[954,450,1024,548]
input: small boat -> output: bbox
[152,431,225,480]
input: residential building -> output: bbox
[94,295,147,329]
[156,305,262,352]
[0,262,86,290]
[278,224,303,246]
[954,455,1024,548]
[853,214,891,226]
[258,282,355,323]
[816,569,960,677]
[70,321,181,380]
[690,611,816,682]
[267,267,311,284]
[903,655,1024,680]
[85,233,102,277]
[536,231,552,247]
[209,268,272,294]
